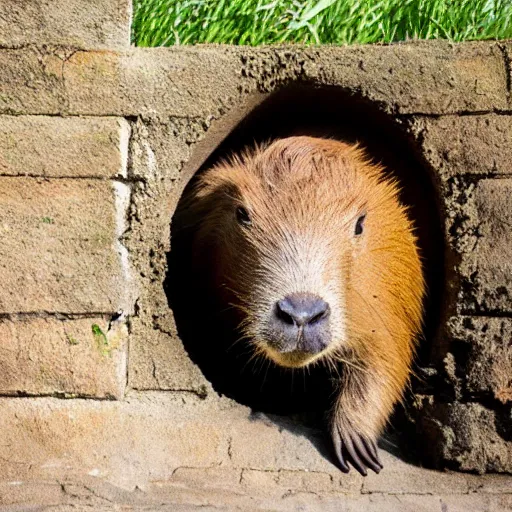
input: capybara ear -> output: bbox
[173,179,240,235]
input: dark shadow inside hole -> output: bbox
[165,85,445,460]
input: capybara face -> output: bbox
[187,136,422,371]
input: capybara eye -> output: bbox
[355,214,366,236]
[236,206,252,227]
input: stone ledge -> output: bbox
[3,483,512,512]
[0,393,500,493]
[0,178,135,314]
[0,41,508,117]
[0,0,132,50]
[0,316,127,399]
[0,115,129,178]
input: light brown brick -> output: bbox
[0,178,134,314]
[420,402,512,473]
[456,179,512,313]
[363,459,470,494]
[410,115,512,178]
[0,394,232,489]
[0,0,132,50]
[505,43,512,110]
[445,317,512,401]
[0,116,129,178]
[0,48,66,115]
[0,42,507,117]
[277,469,335,493]
[62,48,243,117]
[302,41,507,114]
[168,467,241,492]
[467,473,512,493]
[128,314,208,394]
[0,317,127,398]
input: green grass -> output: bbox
[132,0,512,46]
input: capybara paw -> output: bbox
[331,422,383,476]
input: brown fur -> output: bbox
[185,136,425,473]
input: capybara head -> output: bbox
[185,136,423,370]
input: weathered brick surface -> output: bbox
[0,317,127,398]
[0,393,510,509]
[0,178,134,314]
[0,41,508,116]
[0,0,132,50]
[0,394,235,489]
[63,48,243,117]
[0,47,243,117]
[409,115,512,178]
[443,316,512,402]
[128,314,208,394]
[0,393,490,489]
[0,48,66,115]
[5,476,512,510]
[302,41,507,114]
[420,402,512,473]
[455,179,512,314]
[0,116,129,178]
[362,459,470,494]
[505,43,512,110]
[126,117,212,392]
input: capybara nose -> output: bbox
[271,293,331,354]
[276,294,330,327]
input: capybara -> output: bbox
[180,136,425,475]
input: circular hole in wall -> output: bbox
[166,85,445,424]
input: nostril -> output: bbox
[309,308,329,324]
[275,303,295,325]
[275,294,330,327]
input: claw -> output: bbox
[352,434,381,474]
[331,425,350,473]
[362,436,383,470]
[330,421,383,476]
[343,434,367,476]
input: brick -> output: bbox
[277,470,335,493]
[63,48,243,117]
[444,317,512,402]
[0,41,507,117]
[128,314,209,394]
[126,118,210,393]
[0,481,64,507]
[0,0,132,50]
[0,48,66,115]
[0,394,233,489]
[0,317,127,398]
[419,402,512,473]
[0,178,134,314]
[505,43,512,110]
[228,411,360,479]
[467,473,512,493]
[301,41,507,114]
[168,467,241,492]
[410,115,512,178]
[0,116,129,178]
[456,179,512,313]
[363,459,469,494]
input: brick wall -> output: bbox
[0,1,510,489]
